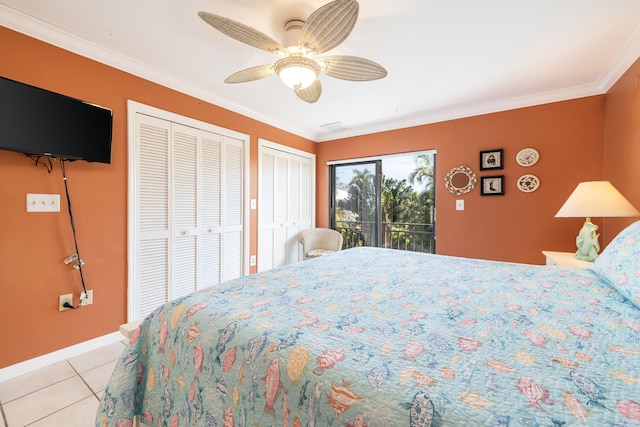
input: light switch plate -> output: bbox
[456,200,464,211]
[27,193,60,212]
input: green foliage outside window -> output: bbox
[335,154,435,253]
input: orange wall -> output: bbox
[0,27,314,368]
[603,57,640,240]
[316,96,606,263]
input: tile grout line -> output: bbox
[9,376,91,427]
[0,370,75,406]
[22,393,97,427]
[36,358,114,425]
[1,404,7,427]
[0,343,124,426]
[2,361,94,427]
[70,361,104,401]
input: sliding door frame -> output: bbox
[329,160,382,247]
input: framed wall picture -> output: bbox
[481,175,504,196]
[479,149,504,170]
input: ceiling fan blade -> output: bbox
[321,55,387,81]
[295,79,322,103]
[299,0,359,54]
[224,64,275,83]
[198,11,285,54]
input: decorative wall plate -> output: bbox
[517,174,540,192]
[516,148,539,167]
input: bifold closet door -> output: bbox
[135,114,171,318]
[258,145,313,272]
[131,112,245,320]
[219,139,244,282]
[199,130,244,286]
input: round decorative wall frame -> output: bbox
[444,165,477,195]
[516,148,539,167]
[517,174,540,192]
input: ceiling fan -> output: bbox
[198,0,387,103]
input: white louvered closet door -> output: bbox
[137,114,170,317]
[273,155,289,268]
[172,124,198,300]
[222,141,244,281]
[131,110,246,320]
[199,132,222,290]
[298,158,312,251]
[286,158,302,265]
[258,143,314,272]
[258,150,276,271]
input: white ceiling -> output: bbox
[1,0,639,142]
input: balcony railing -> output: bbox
[335,220,435,253]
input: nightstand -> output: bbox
[542,251,593,269]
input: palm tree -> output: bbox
[381,177,416,223]
[408,154,434,187]
[347,167,376,245]
[381,176,419,248]
[350,167,375,192]
[408,154,435,225]
[348,167,375,220]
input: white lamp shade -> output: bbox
[555,181,640,218]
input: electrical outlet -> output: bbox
[59,293,73,311]
[79,290,93,306]
[26,193,60,212]
[250,255,256,266]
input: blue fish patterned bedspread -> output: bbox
[97,247,640,426]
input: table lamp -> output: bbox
[555,181,640,262]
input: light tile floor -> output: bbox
[0,340,126,427]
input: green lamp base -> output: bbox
[574,219,600,262]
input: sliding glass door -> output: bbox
[329,152,436,253]
[330,161,382,248]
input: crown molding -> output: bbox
[597,26,640,92]
[314,83,604,142]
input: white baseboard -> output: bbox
[0,331,124,383]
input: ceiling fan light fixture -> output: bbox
[199,0,385,103]
[274,57,320,90]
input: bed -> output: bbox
[97,222,640,426]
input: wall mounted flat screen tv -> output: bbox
[0,76,113,164]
